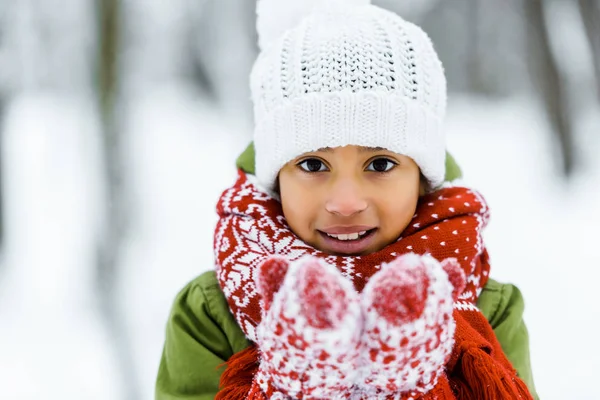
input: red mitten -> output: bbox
[253,255,362,399]
[356,254,465,398]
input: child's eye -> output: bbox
[298,158,328,172]
[366,158,397,172]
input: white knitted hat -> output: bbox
[251,0,447,191]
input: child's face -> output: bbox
[278,145,423,256]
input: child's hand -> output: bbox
[357,254,465,398]
[253,255,362,399]
[250,254,464,399]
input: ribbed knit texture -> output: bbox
[251,1,447,191]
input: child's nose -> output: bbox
[324,179,368,217]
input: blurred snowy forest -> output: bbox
[0,0,599,399]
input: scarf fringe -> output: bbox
[452,347,532,400]
[216,344,261,400]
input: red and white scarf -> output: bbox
[214,170,532,399]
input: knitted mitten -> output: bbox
[357,254,466,398]
[253,255,362,399]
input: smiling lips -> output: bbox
[318,225,378,254]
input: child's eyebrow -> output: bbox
[359,146,386,153]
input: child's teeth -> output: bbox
[327,232,362,241]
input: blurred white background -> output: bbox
[0,0,599,399]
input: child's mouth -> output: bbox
[317,228,378,255]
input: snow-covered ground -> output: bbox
[0,87,598,399]
[0,94,122,399]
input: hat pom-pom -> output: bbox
[256,0,371,51]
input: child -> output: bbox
[156,0,538,399]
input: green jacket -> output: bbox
[155,144,538,400]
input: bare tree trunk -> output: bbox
[190,0,257,124]
[578,0,600,102]
[0,7,6,255]
[0,99,3,251]
[524,0,576,177]
[466,0,486,94]
[95,0,139,399]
